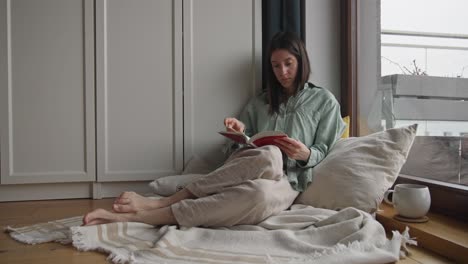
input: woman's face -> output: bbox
[271,49,298,94]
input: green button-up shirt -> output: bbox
[239,83,346,192]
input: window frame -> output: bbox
[340,0,358,137]
[340,0,468,221]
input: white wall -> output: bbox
[184,0,261,167]
[305,0,341,100]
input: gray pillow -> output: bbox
[149,155,210,196]
[294,124,417,213]
[149,173,205,196]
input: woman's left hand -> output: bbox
[274,137,311,161]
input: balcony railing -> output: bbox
[381,29,468,77]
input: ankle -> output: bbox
[126,211,140,222]
[157,197,173,208]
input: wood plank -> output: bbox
[404,246,456,264]
[377,203,468,263]
[0,199,114,264]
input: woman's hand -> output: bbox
[274,137,311,162]
[224,117,245,133]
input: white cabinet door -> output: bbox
[0,0,95,184]
[96,0,183,181]
[183,0,262,167]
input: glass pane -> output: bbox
[381,0,468,35]
[426,121,468,137]
[400,136,460,183]
[380,0,468,186]
[426,49,468,78]
[381,46,426,76]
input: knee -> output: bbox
[261,145,282,158]
[257,145,283,174]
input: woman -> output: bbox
[83,32,346,226]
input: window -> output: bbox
[380,0,468,187]
[343,0,468,220]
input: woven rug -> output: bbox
[6,205,415,264]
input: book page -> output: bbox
[218,131,249,144]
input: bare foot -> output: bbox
[82,208,135,226]
[112,191,162,213]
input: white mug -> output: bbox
[384,184,431,218]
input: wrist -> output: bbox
[303,149,311,162]
[296,149,311,168]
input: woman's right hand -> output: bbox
[224,117,245,133]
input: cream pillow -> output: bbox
[295,124,417,213]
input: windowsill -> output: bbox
[399,174,468,192]
[376,202,468,263]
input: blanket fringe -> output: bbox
[6,226,44,245]
[394,226,417,258]
[107,253,130,264]
[71,226,92,251]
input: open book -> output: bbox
[219,130,287,148]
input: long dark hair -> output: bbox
[265,32,311,114]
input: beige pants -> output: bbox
[171,146,299,227]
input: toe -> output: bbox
[85,208,106,219]
[82,214,89,225]
[84,218,111,226]
[116,198,130,204]
[82,210,99,225]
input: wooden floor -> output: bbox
[0,199,453,264]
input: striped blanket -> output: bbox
[6,205,413,264]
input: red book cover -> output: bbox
[250,134,287,147]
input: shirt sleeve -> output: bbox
[238,98,256,137]
[296,100,346,168]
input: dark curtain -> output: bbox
[262,0,305,90]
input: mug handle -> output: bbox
[384,190,394,205]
